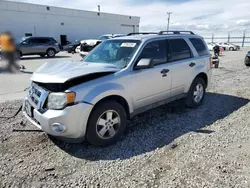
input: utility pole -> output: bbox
[242,30,246,47]
[228,31,231,43]
[212,33,214,43]
[167,12,172,31]
[98,5,100,15]
[34,26,36,36]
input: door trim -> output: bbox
[130,93,187,118]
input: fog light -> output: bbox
[51,123,67,133]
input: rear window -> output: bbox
[190,38,209,56]
[168,39,192,62]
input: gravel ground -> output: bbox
[1,52,250,187]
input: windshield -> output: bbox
[83,39,141,68]
[18,37,27,43]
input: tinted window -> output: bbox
[40,38,50,43]
[190,38,209,56]
[29,38,39,44]
[138,40,166,65]
[168,39,192,61]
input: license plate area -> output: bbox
[25,100,34,118]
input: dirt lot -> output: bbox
[1,49,250,187]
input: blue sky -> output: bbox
[13,0,250,36]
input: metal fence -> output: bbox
[204,31,250,47]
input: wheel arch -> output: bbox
[194,72,208,88]
[91,95,131,119]
[46,47,56,53]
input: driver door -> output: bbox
[20,39,32,55]
[129,40,172,110]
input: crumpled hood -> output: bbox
[31,61,120,83]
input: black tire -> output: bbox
[47,48,56,58]
[229,47,234,51]
[86,101,127,146]
[185,77,206,108]
[215,63,219,68]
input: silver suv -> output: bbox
[23,31,212,146]
[17,37,60,58]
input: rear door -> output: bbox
[36,38,50,53]
[166,38,195,97]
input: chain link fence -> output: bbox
[204,31,250,47]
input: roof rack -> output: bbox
[159,31,195,35]
[127,32,158,36]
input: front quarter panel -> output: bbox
[71,80,134,114]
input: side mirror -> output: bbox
[21,41,27,45]
[134,58,154,70]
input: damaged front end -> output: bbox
[34,72,115,92]
[26,61,119,111]
[22,61,119,138]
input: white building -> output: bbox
[0,1,140,45]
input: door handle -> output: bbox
[189,62,196,67]
[161,69,169,74]
[161,69,169,77]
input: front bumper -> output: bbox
[23,99,93,139]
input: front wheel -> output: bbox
[47,49,56,58]
[86,101,127,146]
[229,47,234,51]
[185,77,206,108]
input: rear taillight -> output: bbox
[209,57,213,69]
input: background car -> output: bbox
[245,51,250,67]
[63,40,80,53]
[79,34,125,57]
[17,37,60,58]
[219,42,239,51]
[206,42,214,51]
[229,43,240,51]
[75,45,80,53]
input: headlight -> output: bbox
[47,92,75,110]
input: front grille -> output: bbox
[28,83,49,110]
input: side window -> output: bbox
[40,38,50,44]
[29,38,38,44]
[189,38,209,56]
[168,39,192,62]
[138,40,166,65]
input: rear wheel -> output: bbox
[47,49,56,58]
[185,77,206,108]
[86,101,127,146]
[215,63,219,68]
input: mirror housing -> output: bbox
[21,41,28,45]
[134,58,154,70]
